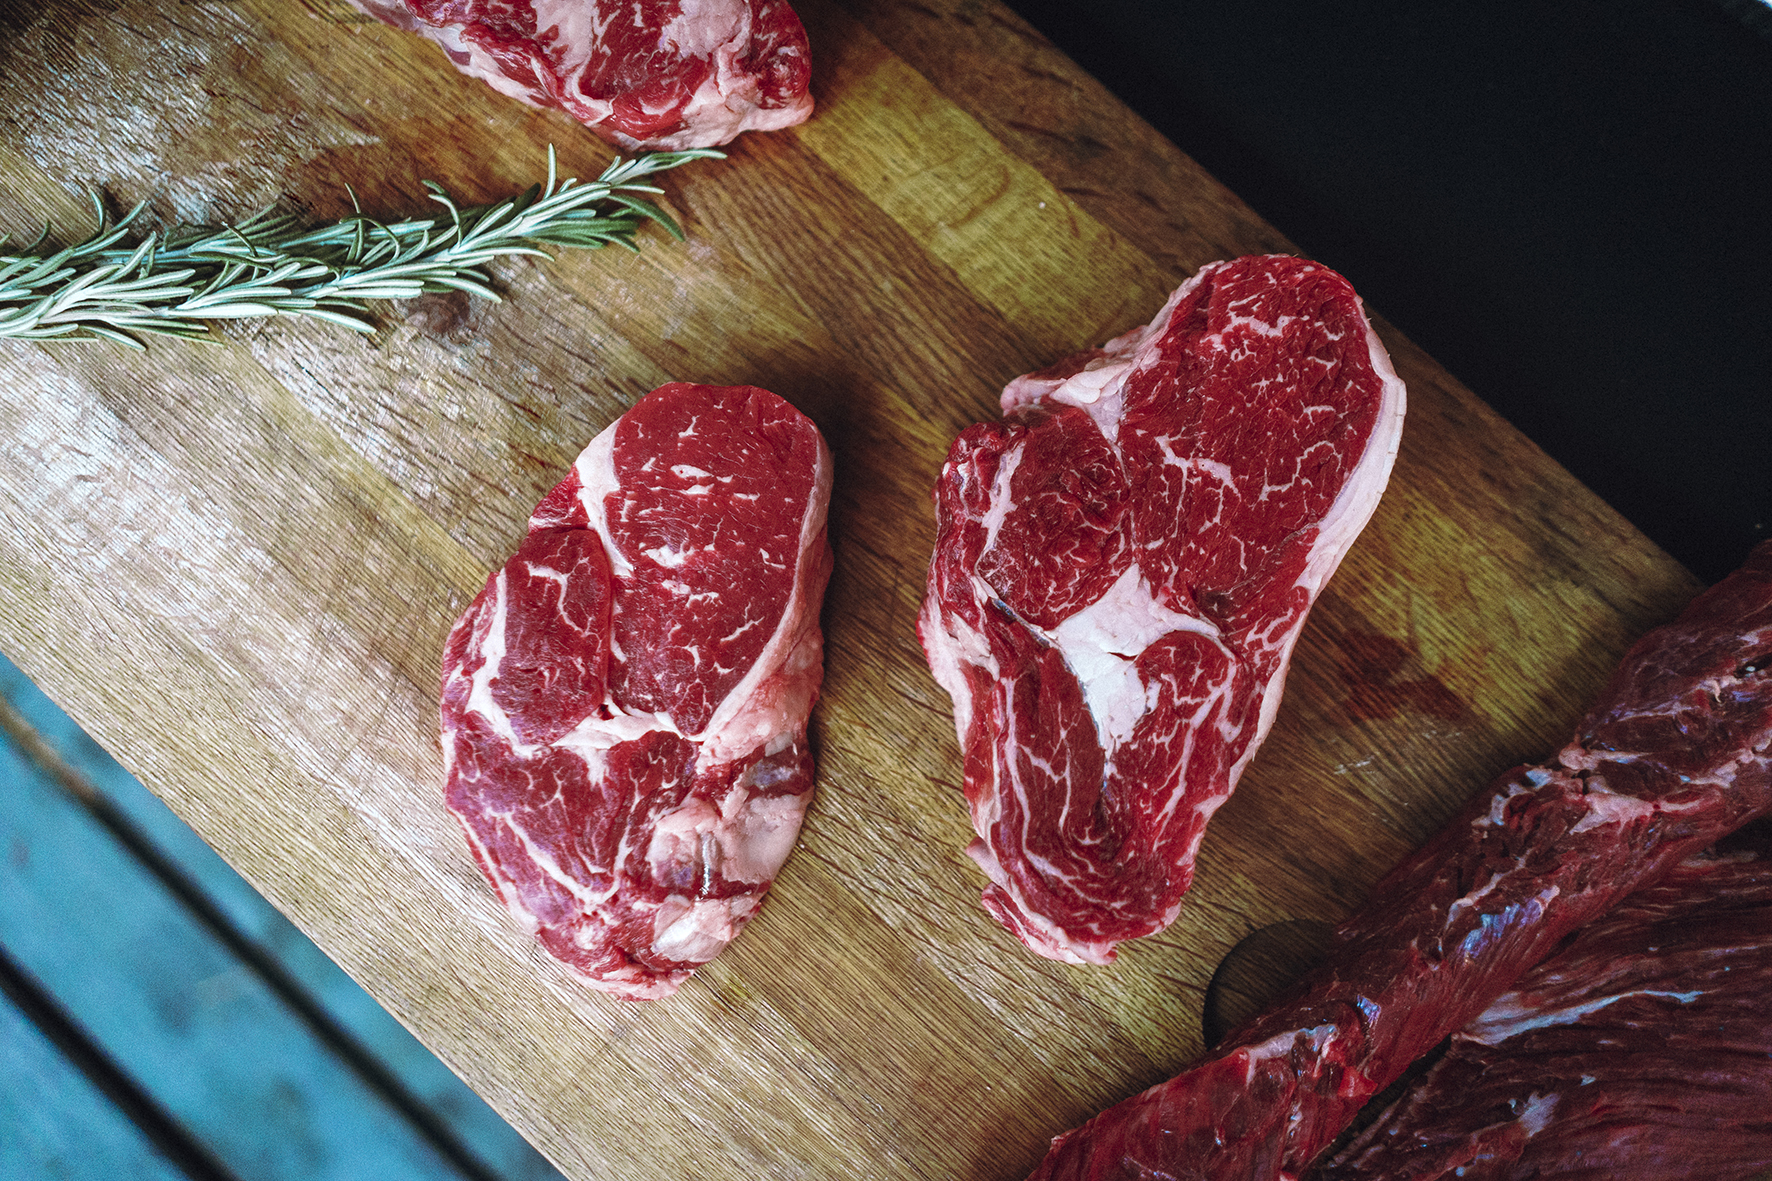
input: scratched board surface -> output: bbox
[0,2,1701,1178]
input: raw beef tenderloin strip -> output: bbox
[440,382,832,1000]
[919,255,1408,964]
[351,0,813,150]
[1320,822,1772,1181]
[1027,540,1772,1181]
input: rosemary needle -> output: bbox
[0,146,721,348]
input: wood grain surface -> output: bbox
[0,2,1704,1178]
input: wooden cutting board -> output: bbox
[0,2,1703,1178]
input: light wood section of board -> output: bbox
[0,2,1701,1179]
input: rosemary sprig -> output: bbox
[0,146,721,348]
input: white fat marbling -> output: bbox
[1469,986,1706,1046]
[1046,564,1214,752]
[656,0,745,56]
[651,894,758,962]
[461,569,532,753]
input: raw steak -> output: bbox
[352,0,813,150]
[440,383,832,1000]
[918,255,1408,964]
[1026,540,1772,1181]
[1321,822,1772,1181]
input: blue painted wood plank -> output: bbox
[0,990,189,1181]
[0,653,563,1181]
[2,724,455,1179]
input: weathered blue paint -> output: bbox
[1,992,189,1181]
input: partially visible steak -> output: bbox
[440,383,832,1000]
[1026,541,1772,1180]
[352,0,813,150]
[1320,823,1772,1181]
[919,255,1407,964]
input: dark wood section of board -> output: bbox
[0,2,1708,1179]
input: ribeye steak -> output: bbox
[352,0,813,150]
[1026,540,1772,1180]
[440,382,832,1000]
[919,255,1407,964]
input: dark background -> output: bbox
[1006,0,1769,585]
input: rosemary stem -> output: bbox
[0,147,719,348]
